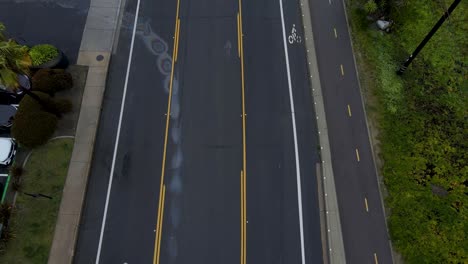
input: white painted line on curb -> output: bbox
[279,0,306,263]
[95,0,142,262]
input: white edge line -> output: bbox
[279,0,306,263]
[95,0,142,262]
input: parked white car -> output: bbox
[0,138,17,166]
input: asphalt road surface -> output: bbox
[0,0,90,64]
[74,0,323,263]
[308,0,393,263]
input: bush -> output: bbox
[348,0,467,262]
[18,91,72,116]
[18,91,56,113]
[364,0,378,15]
[12,92,58,148]
[32,69,73,95]
[28,44,59,66]
[12,110,57,148]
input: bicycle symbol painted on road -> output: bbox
[288,24,302,44]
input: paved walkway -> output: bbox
[48,0,123,262]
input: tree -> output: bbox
[0,23,31,89]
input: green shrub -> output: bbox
[348,0,468,262]
[364,0,378,15]
[20,91,56,112]
[32,69,73,95]
[12,92,58,148]
[12,110,57,148]
[28,44,59,66]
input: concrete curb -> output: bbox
[48,0,123,262]
[298,0,347,263]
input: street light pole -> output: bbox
[397,0,462,75]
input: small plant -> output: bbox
[32,69,73,95]
[364,0,378,15]
[28,44,59,66]
[10,165,23,178]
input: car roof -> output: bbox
[0,105,16,126]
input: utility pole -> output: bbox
[397,0,462,75]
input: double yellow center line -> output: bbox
[153,0,181,263]
[238,0,247,263]
[154,1,246,263]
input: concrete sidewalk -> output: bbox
[48,0,123,262]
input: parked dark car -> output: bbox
[0,105,17,131]
[0,88,24,105]
[0,74,31,105]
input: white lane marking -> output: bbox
[278,0,306,263]
[288,24,302,44]
[95,0,142,262]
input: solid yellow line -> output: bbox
[334,27,337,38]
[154,185,166,263]
[154,0,180,262]
[153,188,163,263]
[240,171,244,264]
[238,0,242,17]
[174,19,180,62]
[355,148,360,162]
[374,253,379,264]
[237,13,240,58]
[239,1,246,263]
[364,197,369,212]
[340,64,344,76]
[239,8,245,179]
[347,104,352,117]
[243,169,246,264]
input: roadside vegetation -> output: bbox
[347,0,467,262]
[0,22,78,261]
[0,138,73,263]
